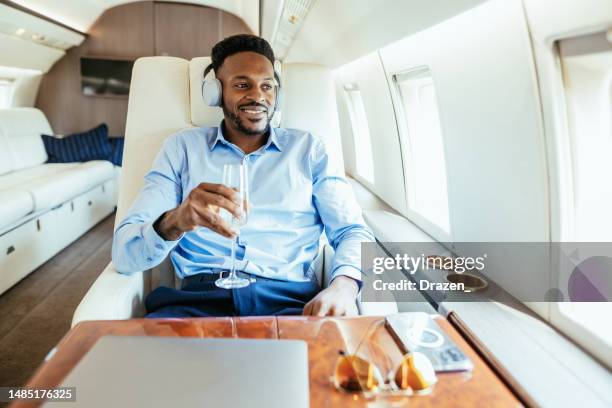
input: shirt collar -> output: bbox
[208,120,284,153]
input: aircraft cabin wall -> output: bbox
[291,0,612,367]
[330,0,549,310]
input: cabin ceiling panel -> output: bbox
[284,0,488,67]
[0,32,63,72]
[9,0,259,34]
[0,3,84,48]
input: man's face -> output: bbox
[217,51,276,137]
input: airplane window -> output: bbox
[560,32,612,242]
[343,84,375,184]
[0,77,13,108]
[392,68,450,235]
[556,30,612,367]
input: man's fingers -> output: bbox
[345,303,358,317]
[302,301,313,316]
[193,190,243,219]
[191,208,236,239]
[199,182,239,202]
[309,299,322,316]
[331,304,346,317]
[316,301,331,317]
[204,212,236,239]
[325,304,338,317]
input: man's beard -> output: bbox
[223,104,271,136]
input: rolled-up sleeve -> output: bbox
[111,135,184,274]
[310,137,375,287]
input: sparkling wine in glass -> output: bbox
[215,163,250,289]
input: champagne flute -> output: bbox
[215,163,250,289]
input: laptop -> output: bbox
[44,336,309,408]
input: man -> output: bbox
[112,34,374,317]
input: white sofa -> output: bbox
[0,108,119,295]
[72,57,397,326]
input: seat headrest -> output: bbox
[280,63,344,170]
[190,57,224,128]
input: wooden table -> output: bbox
[11,316,522,407]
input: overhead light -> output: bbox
[15,27,26,35]
[273,0,317,59]
[31,33,46,42]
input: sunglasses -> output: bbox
[332,319,437,396]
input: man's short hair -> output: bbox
[211,34,276,73]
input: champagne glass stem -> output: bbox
[229,237,237,279]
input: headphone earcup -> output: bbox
[201,78,223,107]
[274,86,283,112]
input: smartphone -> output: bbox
[385,312,474,372]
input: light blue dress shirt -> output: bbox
[112,123,374,285]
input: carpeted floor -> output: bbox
[0,214,115,390]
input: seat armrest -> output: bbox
[71,262,150,327]
[320,241,398,316]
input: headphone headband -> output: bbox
[203,63,214,80]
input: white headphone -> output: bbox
[201,63,283,113]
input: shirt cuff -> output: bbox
[330,265,363,291]
[142,221,182,259]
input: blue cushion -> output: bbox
[42,123,113,163]
[109,137,125,166]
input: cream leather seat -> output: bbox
[72,56,397,325]
[0,189,33,228]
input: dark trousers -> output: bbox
[145,272,320,318]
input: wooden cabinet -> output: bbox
[221,12,252,40]
[84,1,155,58]
[154,3,220,59]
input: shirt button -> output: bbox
[147,257,153,262]
[155,244,163,250]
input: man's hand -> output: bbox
[154,183,243,240]
[303,276,360,317]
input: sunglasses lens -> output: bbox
[334,355,381,392]
[394,352,437,392]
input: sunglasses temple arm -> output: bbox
[350,318,386,356]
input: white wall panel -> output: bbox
[11,74,42,107]
[379,0,549,244]
[333,53,407,215]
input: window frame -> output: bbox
[341,83,376,190]
[550,30,612,369]
[388,66,453,243]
